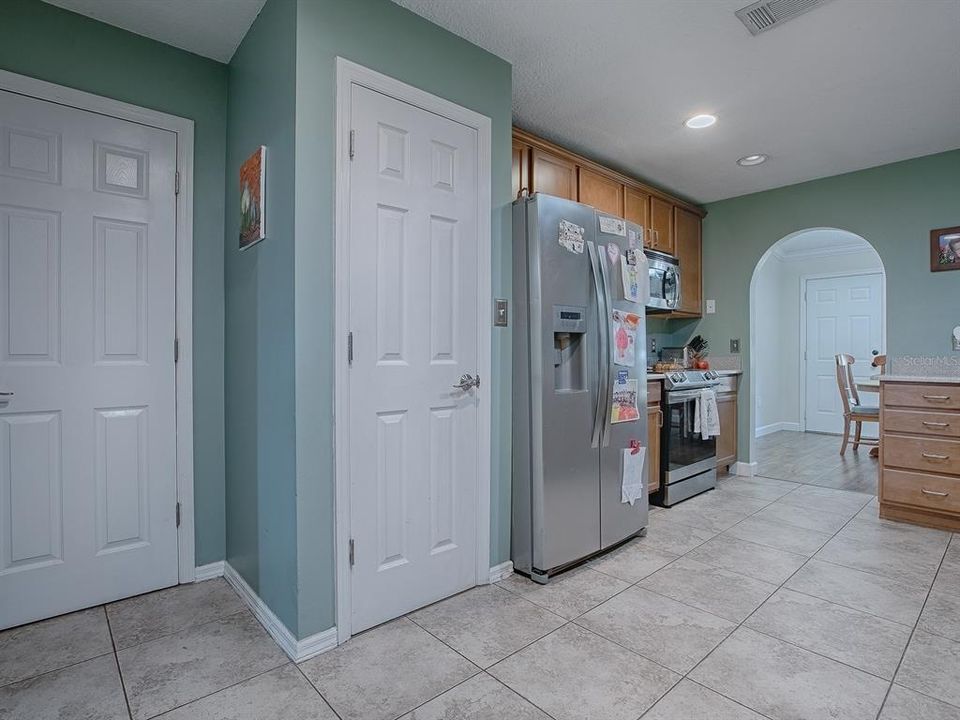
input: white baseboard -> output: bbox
[488,560,513,583]
[732,461,758,477]
[755,422,801,438]
[193,561,225,582]
[223,562,337,663]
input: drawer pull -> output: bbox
[922,421,950,428]
[921,452,950,461]
[922,394,951,401]
[921,488,950,497]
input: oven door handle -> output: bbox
[597,243,615,447]
[666,389,704,404]
[587,241,606,449]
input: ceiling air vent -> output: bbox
[735,0,834,35]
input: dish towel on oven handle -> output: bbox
[694,388,721,440]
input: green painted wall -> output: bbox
[0,0,228,565]
[224,0,300,634]
[293,0,512,635]
[695,150,960,462]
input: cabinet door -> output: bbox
[647,403,662,494]
[512,140,530,200]
[716,393,737,471]
[531,148,576,200]
[649,196,675,254]
[624,186,650,244]
[674,206,702,315]
[578,166,623,217]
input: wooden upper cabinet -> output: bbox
[623,186,650,244]
[674,206,702,316]
[577,167,623,217]
[512,140,530,200]
[530,148,576,201]
[649,196,675,255]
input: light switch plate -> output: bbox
[953,325,960,351]
[494,298,509,327]
[705,299,716,314]
[730,338,741,354]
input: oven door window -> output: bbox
[665,396,716,470]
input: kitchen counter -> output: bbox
[879,375,960,384]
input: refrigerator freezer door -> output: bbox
[596,216,649,548]
[517,194,603,574]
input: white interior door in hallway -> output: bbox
[0,89,179,629]
[345,84,482,634]
[804,273,883,434]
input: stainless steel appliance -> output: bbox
[644,249,680,313]
[653,369,723,507]
[513,193,650,583]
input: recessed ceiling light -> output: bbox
[684,114,717,129]
[737,153,767,166]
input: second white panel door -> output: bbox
[347,84,480,633]
[804,273,883,434]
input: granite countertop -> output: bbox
[878,375,960,384]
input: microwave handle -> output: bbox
[669,267,681,309]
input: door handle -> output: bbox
[587,241,606,449]
[597,242,614,448]
[452,373,480,391]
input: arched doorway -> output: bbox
[747,228,885,492]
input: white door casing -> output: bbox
[803,272,884,434]
[0,72,194,629]
[334,60,492,640]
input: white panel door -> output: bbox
[0,89,178,628]
[347,84,479,633]
[804,273,883,434]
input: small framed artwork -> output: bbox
[239,145,266,250]
[931,225,960,272]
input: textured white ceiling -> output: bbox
[41,0,267,63]
[393,0,960,203]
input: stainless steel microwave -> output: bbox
[644,249,680,312]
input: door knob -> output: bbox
[0,391,11,406]
[871,349,879,356]
[453,373,480,391]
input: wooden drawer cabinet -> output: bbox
[647,380,661,404]
[881,469,960,515]
[883,435,960,476]
[879,380,960,531]
[882,409,960,438]
[883,383,960,410]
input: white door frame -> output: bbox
[333,58,492,644]
[0,69,197,583]
[798,269,886,432]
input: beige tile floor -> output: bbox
[754,429,878,494]
[3,437,959,719]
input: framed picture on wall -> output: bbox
[239,145,266,250]
[931,225,960,272]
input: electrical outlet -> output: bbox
[650,337,658,355]
[953,326,960,351]
[705,299,716,314]
[730,338,741,354]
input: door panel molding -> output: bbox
[0,69,196,583]
[334,58,492,645]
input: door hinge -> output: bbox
[349,538,355,566]
[175,171,180,196]
[347,331,354,365]
[175,502,181,528]
[349,130,355,160]
[174,337,179,363]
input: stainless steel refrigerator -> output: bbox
[512,193,650,583]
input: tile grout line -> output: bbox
[103,605,135,720]
[292,664,345,720]
[872,535,955,720]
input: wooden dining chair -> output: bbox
[871,353,887,374]
[835,354,880,455]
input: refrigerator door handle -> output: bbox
[587,241,606,449]
[597,244,614,447]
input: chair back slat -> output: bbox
[835,353,861,414]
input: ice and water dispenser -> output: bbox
[553,304,587,392]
